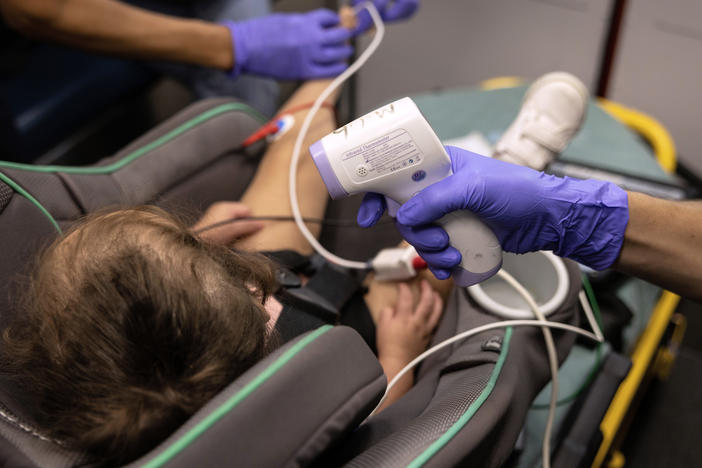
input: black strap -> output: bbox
[272,302,328,344]
[262,250,315,277]
[262,250,365,321]
[305,262,363,312]
[262,250,375,345]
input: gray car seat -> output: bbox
[0,97,578,467]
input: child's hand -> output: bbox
[374,279,443,411]
[191,202,264,245]
[376,279,443,366]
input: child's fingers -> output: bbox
[193,201,251,228]
[339,5,358,30]
[414,279,435,318]
[194,201,264,243]
[379,305,394,323]
[198,221,264,244]
[395,282,413,317]
[223,201,253,219]
[215,202,263,237]
[224,220,265,238]
[426,292,444,331]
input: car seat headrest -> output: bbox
[130,325,385,468]
[0,326,384,468]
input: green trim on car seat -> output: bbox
[141,325,333,468]
[0,172,62,233]
[0,103,266,175]
[407,327,514,468]
[0,102,265,235]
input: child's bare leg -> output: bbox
[235,79,340,254]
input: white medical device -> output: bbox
[309,97,502,286]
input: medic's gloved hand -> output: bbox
[351,0,419,34]
[358,146,629,279]
[222,9,353,80]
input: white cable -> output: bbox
[282,6,602,465]
[288,2,385,270]
[366,271,605,468]
[579,290,604,342]
[367,317,602,418]
[496,269,558,468]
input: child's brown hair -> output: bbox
[1,206,277,466]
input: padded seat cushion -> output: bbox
[129,326,385,468]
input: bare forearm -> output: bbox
[614,192,702,300]
[0,0,232,69]
[236,80,340,253]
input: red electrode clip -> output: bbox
[412,256,428,270]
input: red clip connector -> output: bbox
[242,121,279,147]
[412,256,428,270]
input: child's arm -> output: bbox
[190,201,264,245]
[202,8,361,254]
[234,79,340,254]
[190,77,346,249]
[375,280,443,412]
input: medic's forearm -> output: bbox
[0,0,233,70]
[613,192,702,301]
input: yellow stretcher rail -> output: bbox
[476,79,682,467]
[597,98,677,174]
[592,291,680,467]
[593,99,681,468]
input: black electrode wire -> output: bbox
[193,215,394,234]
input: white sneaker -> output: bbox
[493,72,589,170]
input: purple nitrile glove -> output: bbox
[351,0,419,34]
[358,145,629,279]
[222,9,353,80]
